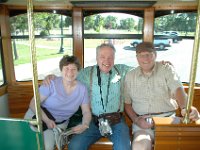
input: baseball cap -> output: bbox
[136,42,155,53]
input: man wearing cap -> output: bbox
[124,42,200,150]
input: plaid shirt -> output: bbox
[124,62,183,115]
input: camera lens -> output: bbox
[145,117,153,124]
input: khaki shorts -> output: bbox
[132,112,176,140]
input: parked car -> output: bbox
[162,31,182,43]
[130,38,171,50]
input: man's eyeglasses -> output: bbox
[136,53,154,59]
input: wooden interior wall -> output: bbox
[7,84,33,118]
[7,85,200,119]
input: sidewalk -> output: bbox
[15,57,62,81]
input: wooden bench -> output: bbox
[7,84,200,149]
[153,117,200,150]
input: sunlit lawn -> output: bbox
[14,39,72,65]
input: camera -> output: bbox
[145,117,153,124]
[98,118,113,137]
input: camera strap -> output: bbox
[90,65,122,113]
[96,66,111,112]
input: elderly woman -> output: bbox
[24,55,91,150]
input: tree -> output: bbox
[45,13,60,35]
[103,15,117,29]
[137,18,143,33]
[84,15,95,30]
[93,15,104,32]
[10,14,28,35]
[120,18,135,31]
[155,12,196,35]
[59,15,64,53]
[176,13,196,35]
[34,13,48,33]
[65,16,72,28]
[10,14,28,60]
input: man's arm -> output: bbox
[42,74,57,86]
[124,103,138,124]
[175,87,187,109]
[175,87,200,121]
[125,103,153,129]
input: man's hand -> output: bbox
[42,74,56,86]
[160,60,173,66]
[181,106,200,121]
[135,115,154,129]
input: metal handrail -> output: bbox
[183,0,200,124]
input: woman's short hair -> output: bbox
[59,55,81,71]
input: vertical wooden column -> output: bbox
[0,5,15,84]
[72,7,84,67]
[143,8,155,43]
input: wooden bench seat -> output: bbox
[62,127,130,150]
[7,84,200,150]
[65,138,113,150]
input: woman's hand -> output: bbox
[181,106,200,121]
[72,124,89,134]
[44,119,56,129]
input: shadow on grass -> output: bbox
[123,46,170,51]
[155,47,169,51]
[123,46,135,51]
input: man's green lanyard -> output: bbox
[90,66,122,114]
[96,66,111,112]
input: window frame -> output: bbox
[10,10,73,82]
[0,29,6,87]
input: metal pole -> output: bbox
[27,0,43,132]
[183,0,200,124]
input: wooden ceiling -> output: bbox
[0,0,198,8]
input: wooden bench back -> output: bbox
[7,84,200,119]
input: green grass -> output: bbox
[13,39,72,65]
[13,38,110,65]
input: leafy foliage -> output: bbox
[154,13,196,34]
[104,15,118,29]
[93,15,104,32]
[119,18,135,31]
[10,12,196,36]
